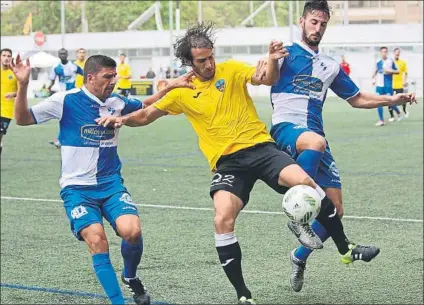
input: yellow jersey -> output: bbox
[1,68,18,119]
[74,59,86,88]
[154,60,273,171]
[393,59,408,89]
[117,63,132,89]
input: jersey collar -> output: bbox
[296,40,320,56]
[82,86,106,105]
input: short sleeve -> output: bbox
[226,60,256,84]
[30,91,66,124]
[121,96,143,115]
[153,89,183,115]
[49,66,57,81]
[330,68,360,100]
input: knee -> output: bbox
[300,133,326,152]
[82,229,109,253]
[120,224,142,244]
[214,213,236,233]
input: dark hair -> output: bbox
[394,47,400,52]
[303,0,332,18]
[174,21,216,66]
[380,46,388,51]
[1,48,12,56]
[120,53,126,57]
[84,55,117,83]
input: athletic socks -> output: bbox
[315,196,350,255]
[121,237,143,280]
[92,253,125,304]
[294,220,329,261]
[215,232,251,299]
[377,107,384,121]
[296,149,324,179]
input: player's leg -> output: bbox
[0,117,12,156]
[210,166,257,304]
[61,188,125,304]
[375,88,385,126]
[103,190,150,305]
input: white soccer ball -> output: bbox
[282,185,322,224]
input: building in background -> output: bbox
[330,0,422,24]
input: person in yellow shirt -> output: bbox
[96,23,353,304]
[116,54,132,97]
[74,48,87,89]
[392,47,409,118]
[1,48,18,156]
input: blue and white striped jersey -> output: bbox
[49,61,84,91]
[375,58,397,88]
[30,87,143,188]
[270,41,360,136]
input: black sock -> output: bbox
[389,107,394,118]
[402,104,407,114]
[316,197,350,254]
[216,234,251,299]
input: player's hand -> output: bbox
[256,58,268,80]
[167,71,195,89]
[10,54,31,85]
[268,40,289,61]
[403,82,408,88]
[371,79,376,86]
[95,116,125,128]
[391,92,417,105]
[4,92,16,99]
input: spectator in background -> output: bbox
[391,47,409,118]
[74,48,87,88]
[172,69,179,78]
[340,55,350,76]
[165,67,171,79]
[146,68,156,79]
[116,53,132,97]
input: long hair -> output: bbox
[174,21,216,67]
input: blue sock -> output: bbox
[121,237,143,279]
[392,105,400,114]
[294,220,329,261]
[296,149,324,179]
[92,253,125,304]
[377,107,384,121]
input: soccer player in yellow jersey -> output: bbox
[1,48,18,156]
[116,54,132,97]
[74,48,87,89]
[392,47,409,117]
[97,23,353,304]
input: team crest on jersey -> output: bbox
[81,124,115,142]
[107,107,116,115]
[329,161,340,178]
[215,79,225,92]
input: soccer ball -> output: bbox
[282,185,321,224]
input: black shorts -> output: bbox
[117,88,130,97]
[393,88,404,94]
[0,117,12,135]
[210,142,296,205]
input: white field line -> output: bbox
[1,196,423,223]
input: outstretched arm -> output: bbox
[142,71,195,107]
[10,55,35,125]
[96,106,167,128]
[348,91,417,109]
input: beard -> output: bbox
[302,29,321,47]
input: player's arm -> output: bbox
[76,65,84,76]
[4,92,17,99]
[251,40,288,85]
[143,71,194,107]
[403,62,408,87]
[348,91,417,109]
[47,67,57,91]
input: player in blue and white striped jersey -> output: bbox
[257,0,416,293]
[11,53,194,305]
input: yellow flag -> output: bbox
[23,13,32,35]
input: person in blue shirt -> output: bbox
[372,46,401,126]
[48,48,84,148]
[257,0,416,293]
[11,53,194,305]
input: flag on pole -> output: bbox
[23,13,32,35]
